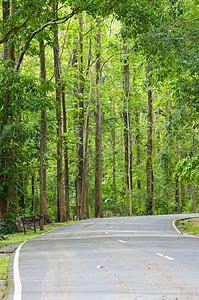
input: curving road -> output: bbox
[7,213,199,300]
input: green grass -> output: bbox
[178,218,199,235]
[0,222,73,248]
[0,256,11,280]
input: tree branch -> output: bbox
[0,0,45,45]
[172,17,199,27]
[0,15,31,44]
[16,8,79,71]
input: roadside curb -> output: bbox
[173,217,199,239]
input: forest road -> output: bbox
[6,213,199,300]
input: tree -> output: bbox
[123,43,132,216]
[95,18,103,218]
[39,39,50,228]
[146,61,153,215]
[53,2,66,222]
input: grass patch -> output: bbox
[0,221,73,248]
[0,256,11,280]
[178,218,199,235]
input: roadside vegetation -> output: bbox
[177,218,199,235]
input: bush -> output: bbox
[0,212,18,234]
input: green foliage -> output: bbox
[0,255,11,280]
[0,212,18,235]
[174,156,199,184]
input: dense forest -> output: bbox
[0,0,198,230]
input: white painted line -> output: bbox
[13,240,27,300]
[156,253,175,261]
[172,219,182,234]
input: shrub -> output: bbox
[0,212,18,234]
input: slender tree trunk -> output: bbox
[192,135,196,213]
[77,15,84,220]
[39,39,50,229]
[135,109,141,190]
[71,39,78,208]
[82,35,93,219]
[0,1,10,218]
[123,44,132,216]
[146,62,153,215]
[95,19,103,218]
[83,107,90,219]
[0,0,17,218]
[53,2,66,222]
[178,140,182,214]
[59,29,70,221]
[32,175,36,213]
[62,90,70,221]
[111,102,116,208]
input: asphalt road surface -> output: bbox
[7,213,199,300]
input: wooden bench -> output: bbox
[21,215,43,234]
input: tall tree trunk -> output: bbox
[178,140,182,214]
[62,89,70,221]
[72,39,78,209]
[53,2,66,222]
[135,109,141,189]
[192,134,196,213]
[31,175,36,213]
[82,38,93,219]
[146,62,153,215]
[95,19,103,218]
[0,0,16,219]
[82,35,93,220]
[123,44,132,216]
[111,101,116,208]
[77,15,84,220]
[39,39,50,229]
[59,30,70,221]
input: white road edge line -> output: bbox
[172,219,182,234]
[13,240,27,300]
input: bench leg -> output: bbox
[33,216,36,233]
[22,218,26,235]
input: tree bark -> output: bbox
[135,109,141,189]
[62,89,70,221]
[39,39,50,228]
[146,61,153,215]
[95,19,103,218]
[123,44,132,216]
[0,0,16,218]
[53,2,66,222]
[178,140,182,214]
[77,15,84,220]
[82,36,93,220]
[111,101,116,208]
[192,135,196,213]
